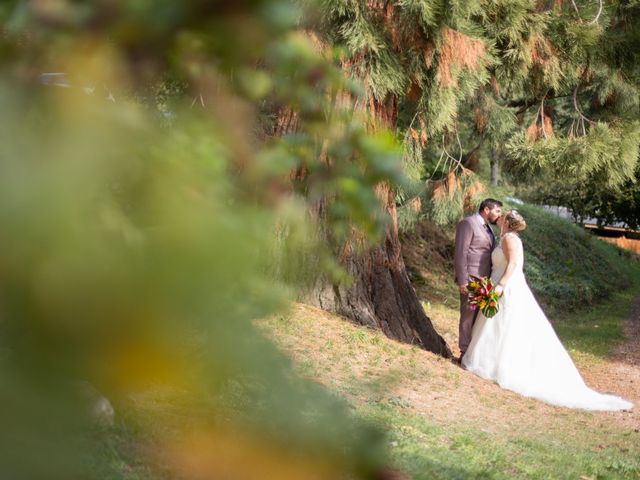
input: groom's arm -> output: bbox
[454,219,473,290]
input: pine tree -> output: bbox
[293,0,639,356]
[395,0,640,223]
[500,1,640,190]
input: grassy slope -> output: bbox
[402,202,639,312]
[262,294,640,479]
[401,203,640,356]
[517,203,637,314]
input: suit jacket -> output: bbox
[454,214,494,285]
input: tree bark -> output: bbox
[490,148,500,186]
[305,183,451,356]
[298,94,451,357]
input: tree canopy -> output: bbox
[311,0,640,223]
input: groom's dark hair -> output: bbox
[478,198,503,212]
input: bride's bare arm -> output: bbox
[496,234,521,294]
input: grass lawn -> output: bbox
[260,286,640,480]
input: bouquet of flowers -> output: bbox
[466,275,500,318]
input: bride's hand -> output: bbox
[494,284,504,296]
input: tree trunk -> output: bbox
[490,148,500,186]
[306,183,451,356]
[300,95,451,357]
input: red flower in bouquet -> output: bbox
[466,275,500,318]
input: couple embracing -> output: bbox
[454,199,632,411]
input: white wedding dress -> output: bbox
[462,232,633,411]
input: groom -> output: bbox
[454,198,503,361]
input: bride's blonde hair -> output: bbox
[505,209,526,232]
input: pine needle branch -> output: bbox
[441,133,464,172]
[588,0,604,25]
[570,0,581,19]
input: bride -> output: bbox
[462,209,633,411]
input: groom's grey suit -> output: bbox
[454,213,495,355]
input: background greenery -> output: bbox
[0,1,638,479]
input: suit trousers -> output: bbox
[459,292,480,355]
